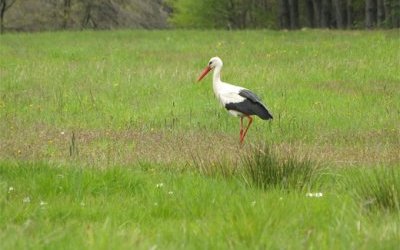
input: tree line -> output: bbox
[277,0,400,29]
[1,0,399,33]
[0,0,170,33]
[169,0,400,29]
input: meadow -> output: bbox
[0,30,399,249]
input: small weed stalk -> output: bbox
[243,145,321,191]
[69,131,79,157]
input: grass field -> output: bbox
[0,30,399,249]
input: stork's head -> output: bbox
[197,56,223,82]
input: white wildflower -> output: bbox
[8,186,14,193]
[156,183,164,188]
[60,131,65,135]
[23,197,31,203]
[306,192,323,198]
[40,201,47,206]
[168,191,174,195]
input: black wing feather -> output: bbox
[225,89,273,120]
[238,89,263,103]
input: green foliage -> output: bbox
[168,0,277,29]
[168,0,229,28]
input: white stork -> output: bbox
[197,56,273,144]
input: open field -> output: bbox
[0,30,399,249]
[1,30,399,166]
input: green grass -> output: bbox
[243,145,322,191]
[1,29,399,166]
[1,161,399,249]
[0,30,399,249]
[346,166,400,212]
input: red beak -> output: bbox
[197,66,212,82]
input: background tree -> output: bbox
[279,0,290,29]
[364,0,399,28]
[321,0,332,28]
[63,0,71,29]
[0,0,16,33]
[377,0,385,26]
[365,0,376,28]
[288,0,299,29]
[312,0,322,27]
[305,0,315,27]
[346,0,353,28]
[389,0,400,27]
[333,0,344,28]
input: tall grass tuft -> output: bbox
[189,153,239,179]
[347,167,400,212]
[243,145,322,191]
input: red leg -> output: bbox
[240,117,244,142]
[241,116,253,144]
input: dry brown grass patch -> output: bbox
[0,123,398,168]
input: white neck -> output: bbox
[213,65,222,83]
[212,65,223,98]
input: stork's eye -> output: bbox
[208,61,212,65]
